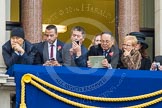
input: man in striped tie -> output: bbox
[35,25,64,66]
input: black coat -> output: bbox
[2,40,41,69]
[35,40,64,64]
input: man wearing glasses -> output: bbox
[75,31,120,68]
[87,32,120,68]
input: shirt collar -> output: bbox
[48,40,57,47]
[103,49,110,52]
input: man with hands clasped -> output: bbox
[2,27,40,69]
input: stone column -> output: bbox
[155,0,162,55]
[118,0,140,48]
[0,0,7,73]
[21,0,42,43]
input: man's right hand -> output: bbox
[11,43,24,54]
[87,60,92,67]
[72,41,81,57]
[43,60,61,66]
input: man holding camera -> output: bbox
[62,26,87,66]
[150,56,162,71]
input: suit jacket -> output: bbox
[35,40,64,64]
[88,44,120,68]
[2,40,41,69]
[62,43,87,66]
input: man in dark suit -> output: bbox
[87,32,120,68]
[2,27,40,70]
[36,25,64,66]
[62,26,87,66]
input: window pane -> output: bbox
[42,0,116,47]
[145,37,153,61]
[10,0,20,22]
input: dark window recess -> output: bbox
[140,27,155,60]
[140,28,154,37]
[6,21,21,31]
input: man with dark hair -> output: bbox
[62,26,87,66]
[36,24,64,66]
[2,27,40,69]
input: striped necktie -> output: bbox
[50,44,54,59]
[103,50,107,57]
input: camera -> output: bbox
[75,40,79,45]
[153,62,160,70]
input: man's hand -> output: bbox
[11,42,25,55]
[50,60,61,66]
[87,60,92,67]
[102,59,111,68]
[158,65,162,70]
[43,60,61,66]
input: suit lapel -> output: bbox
[43,42,49,62]
[56,40,63,62]
[56,40,59,60]
[106,48,113,63]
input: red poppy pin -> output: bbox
[57,46,62,51]
[109,52,114,56]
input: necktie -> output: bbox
[50,44,54,59]
[103,50,108,57]
[103,50,106,57]
[103,50,105,56]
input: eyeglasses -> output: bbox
[101,40,111,44]
[122,44,132,47]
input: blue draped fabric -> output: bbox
[6,64,162,108]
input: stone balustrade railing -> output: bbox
[0,74,15,108]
